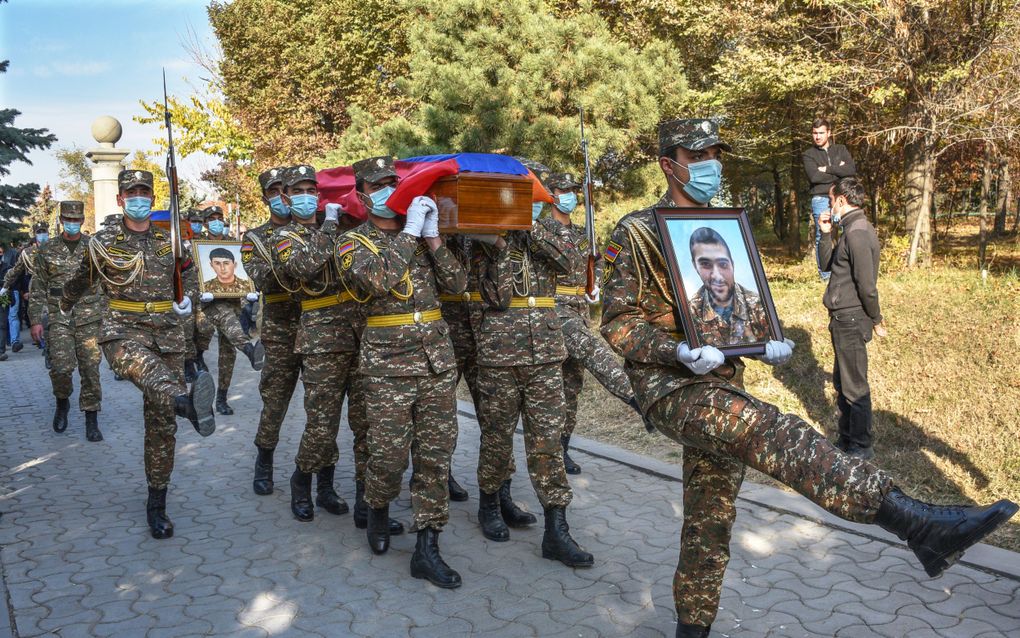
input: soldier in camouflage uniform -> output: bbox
[542,171,640,475]
[197,205,264,415]
[1,222,45,354]
[183,208,208,382]
[600,119,1018,638]
[471,182,593,568]
[60,169,218,540]
[338,155,464,588]
[28,201,104,440]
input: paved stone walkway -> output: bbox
[0,339,1017,637]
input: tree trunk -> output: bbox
[786,146,801,255]
[994,159,1010,236]
[772,165,785,240]
[978,146,993,270]
[905,138,934,267]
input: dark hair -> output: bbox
[833,177,866,208]
[811,117,830,131]
[209,247,235,262]
[689,227,731,260]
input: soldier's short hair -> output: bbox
[833,177,866,208]
[689,227,731,261]
[209,247,235,262]
[811,117,831,131]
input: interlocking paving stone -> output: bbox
[0,340,1017,637]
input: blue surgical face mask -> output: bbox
[289,194,318,219]
[268,195,289,218]
[668,158,723,204]
[369,185,396,219]
[36,233,49,244]
[63,223,81,236]
[123,196,152,220]
[190,222,204,234]
[531,202,544,221]
[208,220,225,235]
[554,192,578,214]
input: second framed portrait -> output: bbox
[654,208,783,357]
[193,240,255,299]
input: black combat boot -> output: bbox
[52,397,70,433]
[367,505,391,555]
[315,465,349,515]
[676,623,711,638]
[542,506,594,567]
[562,434,581,475]
[410,528,462,589]
[84,410,102,442]
[253,446,274,495]
[195,350,209,372]
[215,388,234,415]
[354,480,405,534]
[477,489,509,541]
[146,486,174,539]
[875,487,1018,577]
[448,471,469,502]
[243,341,266,371]
[184,359,198,384]
[290,468,314,522]
[498,479,536,527]
[174,371,215,437]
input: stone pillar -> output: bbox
[85,116,129,229]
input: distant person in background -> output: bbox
[803,118,856,281]
[0,245,10,360]
[818,177,886,460]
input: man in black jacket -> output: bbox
[818,177,885,459]
[803,118,856,280]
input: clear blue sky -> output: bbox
[1,0,217,198]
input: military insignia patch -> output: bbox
[341,253,354,270]
[602,264,613,285]
[414,242,427,256]
[106,246,135,258]
[336,240,355,258]
[579,238,589,252]
[275,239,292,254]
[241,242,253,251]
[242,251,252,264]
[278,249,291,263]
[155,244,172,257]
[605,241,622,263]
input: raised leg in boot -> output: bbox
[85,410,103,442]
[315,465,349,515]
[146,486,174,539]
[410,528,462,589]
[253,446,274,495]
[290,467,314,522]
[541,506,593,567]
[174,371,216,437]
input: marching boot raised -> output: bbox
[541,506,594,567]
[195,349,209,372]
[315,465,348,515]
[498,479,536,527]
[184,359,198,384]
[84,410,102,442]
[52,397,69,433]
[367,505,391,555]
[252,445,274,495]
[290,468,314,522]
[353,480,405,534]
[174,371,215,437]
[561,434,581,475]
[675,623,711,638]
[410,528,462,589]
[243,341,266,371]
[448,471,468,502]
[215,388,234,415]
[146,486,174,539]
[477,489,509,541]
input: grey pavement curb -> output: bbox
[456,399,1020,583]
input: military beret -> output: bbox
[283,164,318,188]
[59,201,86,219]
[658,118,732,156]
[353,156,397,184]
[102,214,122,227]
[118,169,154,192]
[33,221,50,233]
[546,172,581,191]
[187,208,206,222]
[203,205,224,218]
[258,166,285,192]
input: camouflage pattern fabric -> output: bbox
[47,320,102,411]
[344,373,370,482]
[201,300,247,392]
[362,370,457,531]
[295,352,354,473]
[658,118,732,156]
[689,282,770,346]
[601,192,894,628]
[3,245,36,290]
[253,337,301,450]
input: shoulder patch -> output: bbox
[275,239,292,253]
[602,264,614,285]
[240,241,253,252]
[336,239,355,258]
[414,242,427,256]
[115,233,126,242]
[578,238,589,252]
[155,244,172,257]
[605,241,622,263]
[153,230,166,240]
[341,253,354,270]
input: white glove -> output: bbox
[759,338,795,366]
[465,233,500,245]
[324,203,341,222]
[245,292,260,303]
[402,197,431,238]
[585,285,600,305]
[173,296,193,317]
[421,202,440,238]
[676,341,725,376]
[199,292,214,303]
[0,287,7,297]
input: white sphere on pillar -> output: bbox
[90,116,122,147]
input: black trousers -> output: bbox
[829,308,873,449]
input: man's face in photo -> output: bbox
[693,241,735,306]
[811,126,830,147]
[211,256,236,283]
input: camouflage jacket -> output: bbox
[272,218,359,354]
[2,245,36,290]
[240,220,300,340]
[551,220,602,325]
[689,282,770,346]
[61,222,198,350]
[439,235,486,333]
[339,222,465,377]
[29,236,103,326]
[474,217,570,366]
[600,193,744,413]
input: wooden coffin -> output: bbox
[428,172,534,233]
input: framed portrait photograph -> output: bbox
[193,240,255,298]
[654,208,783,357]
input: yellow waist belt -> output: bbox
[300,292,355,312]
[508,296,555,309]
[108,299,174,313]
[366,308,442,328]
[439,291,482,303]
[555,285,586,297]
[263,292,292,304]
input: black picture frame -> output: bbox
[653,207,783,357]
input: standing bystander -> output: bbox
[802,118,856,280]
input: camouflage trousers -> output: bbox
[648,381,893,627]
[102,337,187,489]
[344,374,370,482]
[253,333,301,451]
[295,351,353,474]
[561,315,634,437]
[200,302,248,392]
[476,363,572,508]
[48,318,102,411]
[363,369,457,531]
[184,312,198,360]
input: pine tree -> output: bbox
[0,60,57,245]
